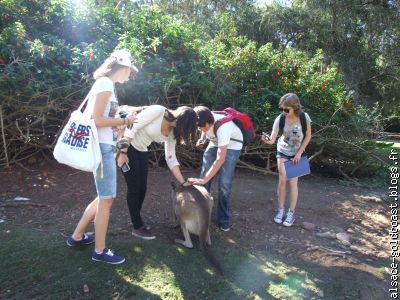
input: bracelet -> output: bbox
[119,151,128,155]
[180,179,187,186]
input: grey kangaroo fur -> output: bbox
[171,182,223,275]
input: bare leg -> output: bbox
[277,158,288,209]
[206,229,211,246]
[288,177,299,211]
[94,198,114,253]
[175,223,193,248]
[71,197,98,240]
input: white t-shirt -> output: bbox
[86,77,119,145]
[124,105,179,169]
[272,113,312,156]
[205,113,243,150]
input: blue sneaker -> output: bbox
[66,233,95,247]
[219,223,230,232]
[92,248,125,264]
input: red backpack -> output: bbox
[213,107,256,144]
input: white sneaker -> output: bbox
[283,209,295,227]
[274,208,285,224]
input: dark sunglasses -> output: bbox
[279,107,291,113]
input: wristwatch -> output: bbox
[116,139,130,150]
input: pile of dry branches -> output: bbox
[0,85,88,168]
[0,92,385,179]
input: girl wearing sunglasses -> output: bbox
[261,93,312,226]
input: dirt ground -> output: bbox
[0,158,389,298]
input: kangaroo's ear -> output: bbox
[171,182,176,190]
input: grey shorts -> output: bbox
[94,143,117,199]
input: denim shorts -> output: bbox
[94,143,117,200]
[276,151,294,160]
[276,151,306,160]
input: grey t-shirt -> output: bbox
[272,113,312,156]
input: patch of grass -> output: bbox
[336,139,399,189]
[338,166,388,189]
[0,225,325,299]
[1,211,389,300]
[374,141,400,157]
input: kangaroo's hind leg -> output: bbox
[206,229,211,246]
[175,222,193,248]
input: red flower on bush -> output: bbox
[0,58,5,65]
[44,10,49,15]
[89,51,95,60]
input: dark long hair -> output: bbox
[165,106,198,145]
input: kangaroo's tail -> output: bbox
[199,221,223,276]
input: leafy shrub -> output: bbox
[0,1,379,178]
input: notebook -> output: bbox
[284,156,311,179]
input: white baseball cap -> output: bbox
[111,48,139,72]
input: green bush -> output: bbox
[0,1,380,178]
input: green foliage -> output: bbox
[257,0,400,116]
[0,0,386,178]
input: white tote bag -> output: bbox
[53,92,102,172]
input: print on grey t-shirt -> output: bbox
[109,102,119,141]
[273,113,311,157]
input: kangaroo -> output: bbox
[171,182,223,275]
